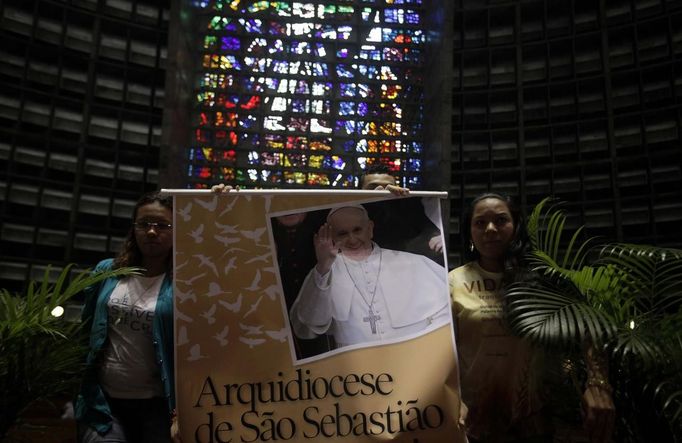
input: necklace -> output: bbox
[113,275,163,325]
[340,248,383,334]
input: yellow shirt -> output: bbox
[449,262,546,441]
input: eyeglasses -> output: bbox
[133,222,173,231]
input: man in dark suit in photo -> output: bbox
[359,165,444,265]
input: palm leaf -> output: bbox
[527,197,597,272]
[0,264,138,437]
[598,244,682,314]
[514,198,682,439]
[506,278,616,347]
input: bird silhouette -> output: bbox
[200,304,217,325]
[263,284,281,301]
[243,295,263,318]
[206,282,229,298]
[177,202,192,222]
[175,260,189,272]
[175,288,197,304]
[213,326,229,347]
[239,322,264,335]
[193,254,219,277]
[187,344,207,361]
[218,197,239,217]
[177,325,189,345]
[239,337,266,348]
[240,227,267,245]
[244,270,262,291]
[194,195,218,212]
[245,252,271,265]
[176,272,207,286]
[265,328,288,342]
[215,221,239,234]
[175,308,193,323]
[221,246,245,259]
[223,256,238,276]
[218,293,243,313]
[189,224,204,243]
[214,235,240,248]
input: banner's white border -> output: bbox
[162,188,448,198]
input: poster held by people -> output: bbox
[167,189,465,443]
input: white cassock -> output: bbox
[290,244,450,348]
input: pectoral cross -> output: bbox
[363,308,381,334]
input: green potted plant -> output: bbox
[505,198,682,442]
[0,264,135,441]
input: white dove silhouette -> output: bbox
[240,227,267,245]
[265,328,288,342]
[220,246,245,260]
[213,326,230,346]
[193,254,219,277]
[239,322,264,335]
[223,256,238,276]
[175,260,189,272]
[214,235,240,248]
[243,295,263,318]
[218,293,243,313]
[239,337,266,348]
[177,202,192,222]
[187,344,207,361]
[206,282,229,297]
[215,221,239,234]
[263,284,281,301]
[175,288,197,304]
[189,224,204,243]
[175,308,193,323]
[177,325,189,346]
[218,197,239,217]
[245,252,271,265]
[194,196,218,212]
[201,304,217,325]
[244,270,262,291]
[176,272,207,286]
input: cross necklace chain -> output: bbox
[341,249,382,334]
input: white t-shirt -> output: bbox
[99,274,165,399]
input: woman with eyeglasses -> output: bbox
[75,191,177,443]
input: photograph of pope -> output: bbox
[288,204,450,355]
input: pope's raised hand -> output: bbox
[314,223,337,274]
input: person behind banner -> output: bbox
[289,204,449,351]
[449,192,615,443]
[360,165,444,263]
[75,191,176,443]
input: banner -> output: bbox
[169,190,465,443]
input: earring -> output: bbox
[469,241,475,252]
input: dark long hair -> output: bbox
[462,192,529,283]
[113,191,173,270]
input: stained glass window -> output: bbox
[188,0,425,188]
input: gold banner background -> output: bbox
[173,192,464,443]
